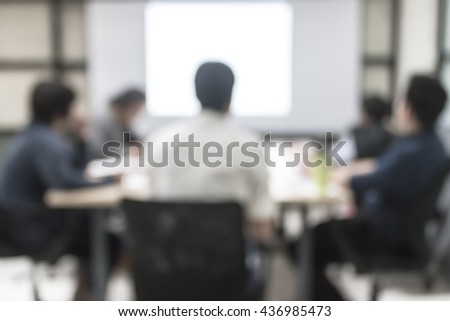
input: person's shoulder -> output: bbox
[225,121,262,142]
[11,125,66,162]
[377,136,415,165]
[24,123,58,143]
[34,125,70,152]
[147,118,194,142]
[391,130,445,159]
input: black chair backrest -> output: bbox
[407,162,450,260]
[122,199,247,300]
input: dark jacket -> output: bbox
[0,122,102,248]
[351,129,449,241]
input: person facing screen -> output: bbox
[90,88,150,157]
[146,62,276,243]
[304,75,450,300]
[338,97,394,164]
[353,97,394,159]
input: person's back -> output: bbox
[149,111,273,219]
[147,62,275,240]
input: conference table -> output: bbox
[44,159,351,301]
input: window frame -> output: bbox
[438,0,449,77]
[0,0,87,131]
[362,0,401,100]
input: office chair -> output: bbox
[336,162,450,300]
[122,200,250,301]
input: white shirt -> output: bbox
[145,110,276,222]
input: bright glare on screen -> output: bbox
[145,2,292,117]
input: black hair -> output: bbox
[31,81,75,124]
[406,75,448,129]
[110,89,145,111]
[362,96,391,124]
[195,62,235,112]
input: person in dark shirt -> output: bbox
[0,81,113,299]
[352,97,394,159]
[310,75,449,300]
[338,97,394,164]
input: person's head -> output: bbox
[394,75,447,134]
[31,81,76,129]
[195,62,235,113]
[360,96,391,126]
[110,89,146,126]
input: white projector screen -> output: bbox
[145,2,292,117]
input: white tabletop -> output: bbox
[46,158,350,209]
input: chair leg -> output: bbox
[423,263,437,292]
[32,283,41,301]
[423,273,435,292]
[30,265,41,301]
[370,275,381,301]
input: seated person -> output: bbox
[339,96,394,163]
[90,88,149,157]
[0,81,114,299]
[310,75,449,300]
[146,62,276,244]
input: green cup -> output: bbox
[312,152,329,196]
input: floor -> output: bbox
[1,251,449,301]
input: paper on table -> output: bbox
[86,157,146,180]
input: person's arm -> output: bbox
[331,158,377,186]
[249,220,275,244]
[34,137,109,189]
[350,152,412,196]
[350,158,377,176]
[246,146,277,244]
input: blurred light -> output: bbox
[145,2,292,117]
